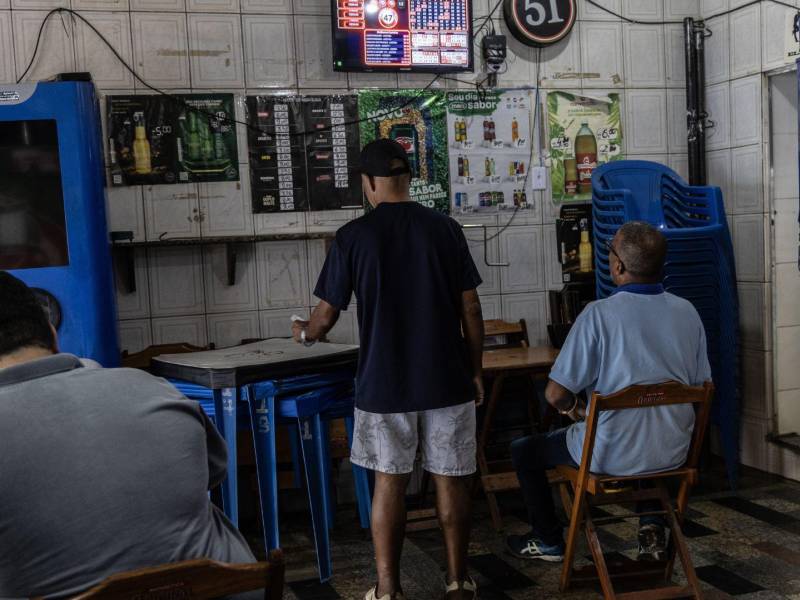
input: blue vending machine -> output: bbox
[0,81,119,366]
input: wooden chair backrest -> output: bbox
[58,551,284,600]
[578,381,714,482]
[483,319,529,348]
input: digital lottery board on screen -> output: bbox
[331,0,474,72]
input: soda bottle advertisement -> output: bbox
[107,94,239,186]
[546,91,622,204]
[358,89,450,213]
[446,90,533,214]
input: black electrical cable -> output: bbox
[16,8,448,140]
[584,0,799,25]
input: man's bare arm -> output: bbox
[545,379,585,420]
[292,300,341,343]
[461,289,485,404]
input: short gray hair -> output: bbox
[615,221,667,279]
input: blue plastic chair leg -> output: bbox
[212,388,238,527]
[298,413,333,582]
[288,424,304,488]
[245,386,280,551]
[345,414,372,529]
[320,421,336,530]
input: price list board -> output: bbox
[246,95,362,213]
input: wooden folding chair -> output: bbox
[53,550,285,600]
[555,381,714,600]
[483,318,529,349]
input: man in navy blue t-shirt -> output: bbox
[292,139,485,600]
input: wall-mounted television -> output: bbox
[331,0,473,72]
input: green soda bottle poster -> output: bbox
[546,91,622,204]
[358,89,450,213]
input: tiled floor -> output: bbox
[254,463,800,599]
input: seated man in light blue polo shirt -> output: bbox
[506,221,712,563]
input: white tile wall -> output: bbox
[203,243,259,312]
[706,149,732,208]
[188,0,239,12]
[730,75,762,147]
[762,2,797,71]
[206,311,259,347]
[259,307,306,338]
[0,12,14,83]
[13,10,75,82]
[107,185,146,240]
[730,4,760,78]
[701,0,727,18]
[499,226,545,293]
[478,295,501,320]
[187,13,244,88]
[199,180,254,237]
[74,12,134,89]
[705,15,729,85]
[148,246,206,316]
[131,12,190,88]
[501,292,548,345]
[622,0,662,19]
[665,0,698,18]
[667,88,687,154]
[242,14,296,88]
[731,214,767,282]
[541,21,581,88]
[241,0,292,13]
[773,196,799,265]
[118,318,153,354]
[152,315,209,346]
[625,89,668,154]
[460,215,501,296]
[730,144,763,214]
[114,248,151,319]
[705,82,731,150]
[775,263,800,328]
[143,183,201,240]
[324,309,358,344]
[578,0,620,21]
[255,240,309,309]
[294,15,346,88]
[580,22,624,88]
[623,25,665,88]
[741,349,771,418]
[738,281,770,350]
[664,24,686,88]
[777,326,800,391]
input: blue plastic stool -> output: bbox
[243,376,372,582]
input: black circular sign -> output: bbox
[503,0,576,47]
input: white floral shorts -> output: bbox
[350,401,477,476]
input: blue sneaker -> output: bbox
[506,531,565,562]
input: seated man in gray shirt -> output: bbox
[0,272,258,599]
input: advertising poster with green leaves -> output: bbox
[546,91,622,204]
[358,89,450,213]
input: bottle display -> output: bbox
[511,117,519,143]
[132,116,152,175]
[579,229,593,272]
[564,157,578,195]
[575,121,598,194]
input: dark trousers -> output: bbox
[510,428,665,547]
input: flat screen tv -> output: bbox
[331,0,474,72]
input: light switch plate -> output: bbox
[531,166,548,190]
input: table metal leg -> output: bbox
[345,414,372,529]
[246,386,280,552]
[213,388,239,527]
[298,414,333,582]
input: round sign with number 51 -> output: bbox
[503,0,576,47]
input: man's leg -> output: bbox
[372,472,411,596]
[350,408,419,598]
[432,474,471,589]
[509,428,575,552]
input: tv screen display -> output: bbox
[0,120,69,270]
[331,0,473,72]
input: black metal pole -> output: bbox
[684,18,700,185]
[694,23,707,185]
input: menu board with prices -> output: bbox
[246,95,362,213]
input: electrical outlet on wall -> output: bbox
[531,166,548,190]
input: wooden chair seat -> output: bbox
[555,464,699,496]
[556,381,714,600]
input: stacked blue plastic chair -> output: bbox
[591,160,740,486]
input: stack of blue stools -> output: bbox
[172,370,372,581]
[591,160,740,485]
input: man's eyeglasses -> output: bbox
[604,239,626,271]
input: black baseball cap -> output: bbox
[356,138,411,177]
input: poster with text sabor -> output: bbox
[358,89,450,213]
[546,91,623,205]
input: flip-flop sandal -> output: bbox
[444,576,478,599]
[365,586,407,600]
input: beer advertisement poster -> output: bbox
[246,95,361,213]
[446,90,534,214]
[107,94,240,186]
[358,89,450,213]
[546,91,622,204]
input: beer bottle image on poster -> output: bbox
[108,94,240,186]
[358,89,450,213]
[107,95,179,185]
[546,91,622,204]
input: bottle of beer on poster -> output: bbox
[488,118,496,141]
[460,119,468,142]
[485,156,491,177]
[490,157,495,175]
[463,156,470,177]
[511,117,519,143]
[133,116,152,175]
[390,124,419,178]
[575,122,598,194]
[483,118,490,142]
[564,157,578,195]
[579,227,593,272]
[458,155,464,177]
